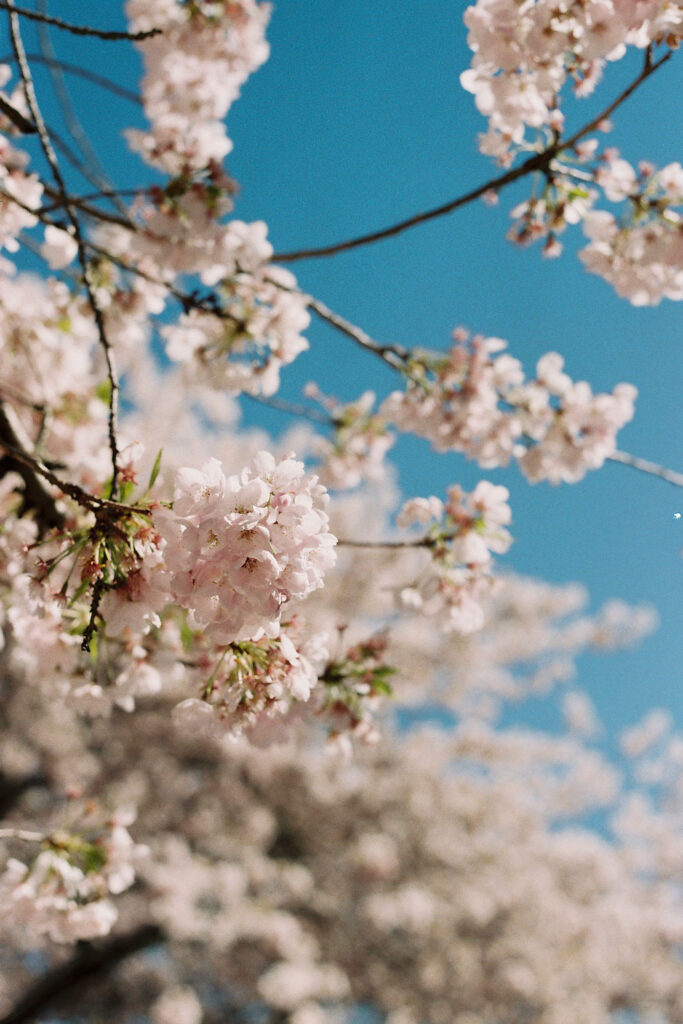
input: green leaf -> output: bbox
[147,449,163,493]
[82,843,107,874]
[95,379,112,405]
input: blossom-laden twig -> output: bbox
[272,50,673,262]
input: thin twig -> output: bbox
[561,49,672,152]
[42,184,138,230]
[0,52,142,104]
[337,537,433,549]
[41,188,145,214]
[0,827,45,842]
[81,576,105,653]
[272,51,674,263]
[244,393,333,425]
[307,295,409,370]
[0,2,161,41]
[608,450,683,488]
[0,436,150,515]
[7,1,122,500]
[36,1,131,219]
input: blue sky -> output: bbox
[13,1,683,736]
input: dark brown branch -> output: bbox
[42,184,138,230]
[560,49,672,152]
[0,404,65,530]
[0,772,46,818]
[0,93,35,132]
[41,188,146,214]
[36,2,132,220]
[0,924,164,1024]
[0,2,161,41]
[7,1,122,500]
[0,434,149,515]
[272,51,674,263]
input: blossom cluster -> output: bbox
[0,809,148,944]
[155,451,336,644]
[173,625,328,739]
[461,0,682,165]
[162,265,310,396]
[382,329,636,483]
[396,480,512,634]
[0,131,42,259]
[126,0,270,176]
[506,150,683,304]
[304,384,395,489]
[580,156,683,305]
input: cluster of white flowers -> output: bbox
[396,480,512,634]
[580,198,683,306]
[304,384,395,489]
[173,627,330,739]
[382,329,636,483]
[0,131,42,260]
[0,810,148,943]
[507,173,597,257]
[461,0,682,165]
[155,452,336,645]
[126,0,270,175]
[162,265,310,396]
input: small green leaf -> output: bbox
[82,844,107,874]
[147,449,163,493]
[95,380,112,405]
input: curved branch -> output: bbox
[272,50,673,263]
[0,403,65,531]
[306,295,410,370]
[0,52,142,104]
[7,1,122,500]
[36,2,132,219]
[0,2,161,41]
[0,924,164,1024]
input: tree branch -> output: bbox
[337,537,433,549]
[0,433,150,515]
[0,52,142,105]
[244,393,334,426]
[0,924,165,1024]
[272,51,674,263]
[0,2,161,41]
[306,295,410,371]
[0,827,45,842]
[7,1,122,500]
[36,1,132,220]
[608,449,683,488]
[0,403,65,530]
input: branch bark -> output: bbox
[272,51,673,263]
[0,924,164,1024]
[0,404,65,531]
[0,2,161,40]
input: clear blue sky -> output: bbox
[15,2,683,740]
